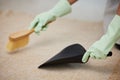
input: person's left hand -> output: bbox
[82,15,120,63]
[82,44,107,63]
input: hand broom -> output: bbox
[6,29,34,52]
[6,22,51,52]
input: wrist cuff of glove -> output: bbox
[49,0,72,17]
[107,15,120,41]
[110,15,120,28]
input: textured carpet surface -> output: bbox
[0,10,120,80]
[108,59,120,80]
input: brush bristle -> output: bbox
[6,36,29,52]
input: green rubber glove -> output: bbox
[82,15,120,63]
[29,0,71,34]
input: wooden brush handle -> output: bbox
[28,29,34,35]
[26,21,52,35]
[9,21,52,40]
[28,21,52,35]
[9,29,34,40]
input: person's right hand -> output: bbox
[29,0,72,34]
[29,12,56,34]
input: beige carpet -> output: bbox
[108,59,120,80]
[0,10,120,80]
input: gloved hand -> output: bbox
[82,15,120,63]
[29,0,71,34]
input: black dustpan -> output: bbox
[38,44,112,68]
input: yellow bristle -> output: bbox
[6,36,29,52]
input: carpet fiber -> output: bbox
[0,10,120,80]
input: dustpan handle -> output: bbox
[107,51,112,57]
